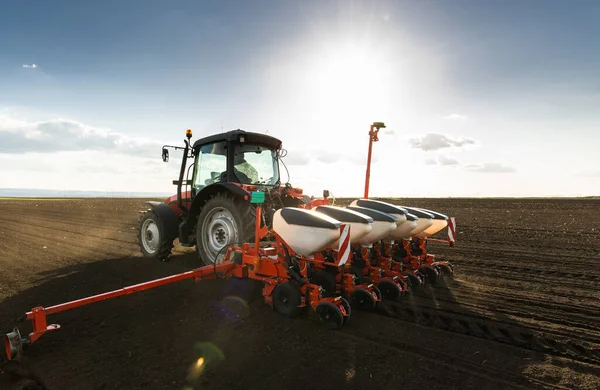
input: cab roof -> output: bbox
[192,129,282,150]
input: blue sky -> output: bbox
[1,0,599,197]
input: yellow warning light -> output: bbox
[186,129,192,138]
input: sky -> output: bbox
[1,0,599,197]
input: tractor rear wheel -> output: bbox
[196,192,255,265]
[138,209,174,262]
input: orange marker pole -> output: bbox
[364,124,380,199]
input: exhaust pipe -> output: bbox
[4,328,25,361]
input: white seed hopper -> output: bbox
[348,199,417,240]
[411,207,448,238]
[312,205,373,247]
[396,206,435,236]
[345,205,398,245]
[272,208,342,257]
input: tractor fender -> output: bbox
[144,201,180,240]
[187,183,250,222]
[180,183,251,242]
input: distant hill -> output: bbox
[0,188,172,198]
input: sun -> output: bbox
[303,42,392,126]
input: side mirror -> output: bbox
[162,148,169,162]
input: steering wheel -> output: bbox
[205,171,226,185]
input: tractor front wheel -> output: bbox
[138,209,173,262]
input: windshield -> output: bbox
[233,144,279,185]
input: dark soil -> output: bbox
[0,197,599,389]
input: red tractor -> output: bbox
[137,128,326,265]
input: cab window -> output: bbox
[193,141,227,190]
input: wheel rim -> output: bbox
[202,207,239,263]
[141,218,160,254]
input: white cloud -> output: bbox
[0,114,164,158]
[465,163,516,173]
[442,113,467,120]
[438,155,460,166]
[22,64,37,69]
[424,154,460,166]
[408,133,476,151]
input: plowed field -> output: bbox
[1,197,599,390]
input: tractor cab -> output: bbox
[191,129,282,194]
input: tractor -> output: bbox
[137,128,325,265]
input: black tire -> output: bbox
[138,209,174,262]
[419,265,439,286]
[195,192,255,265]
[405,273,422,293]
[309,270,337,297]
[350,287,377,311]
[437,263,454,277]
[378,279,402,301]
[315,302,344,330]
[272,282,302,318]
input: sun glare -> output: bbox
[304,42,392,127]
